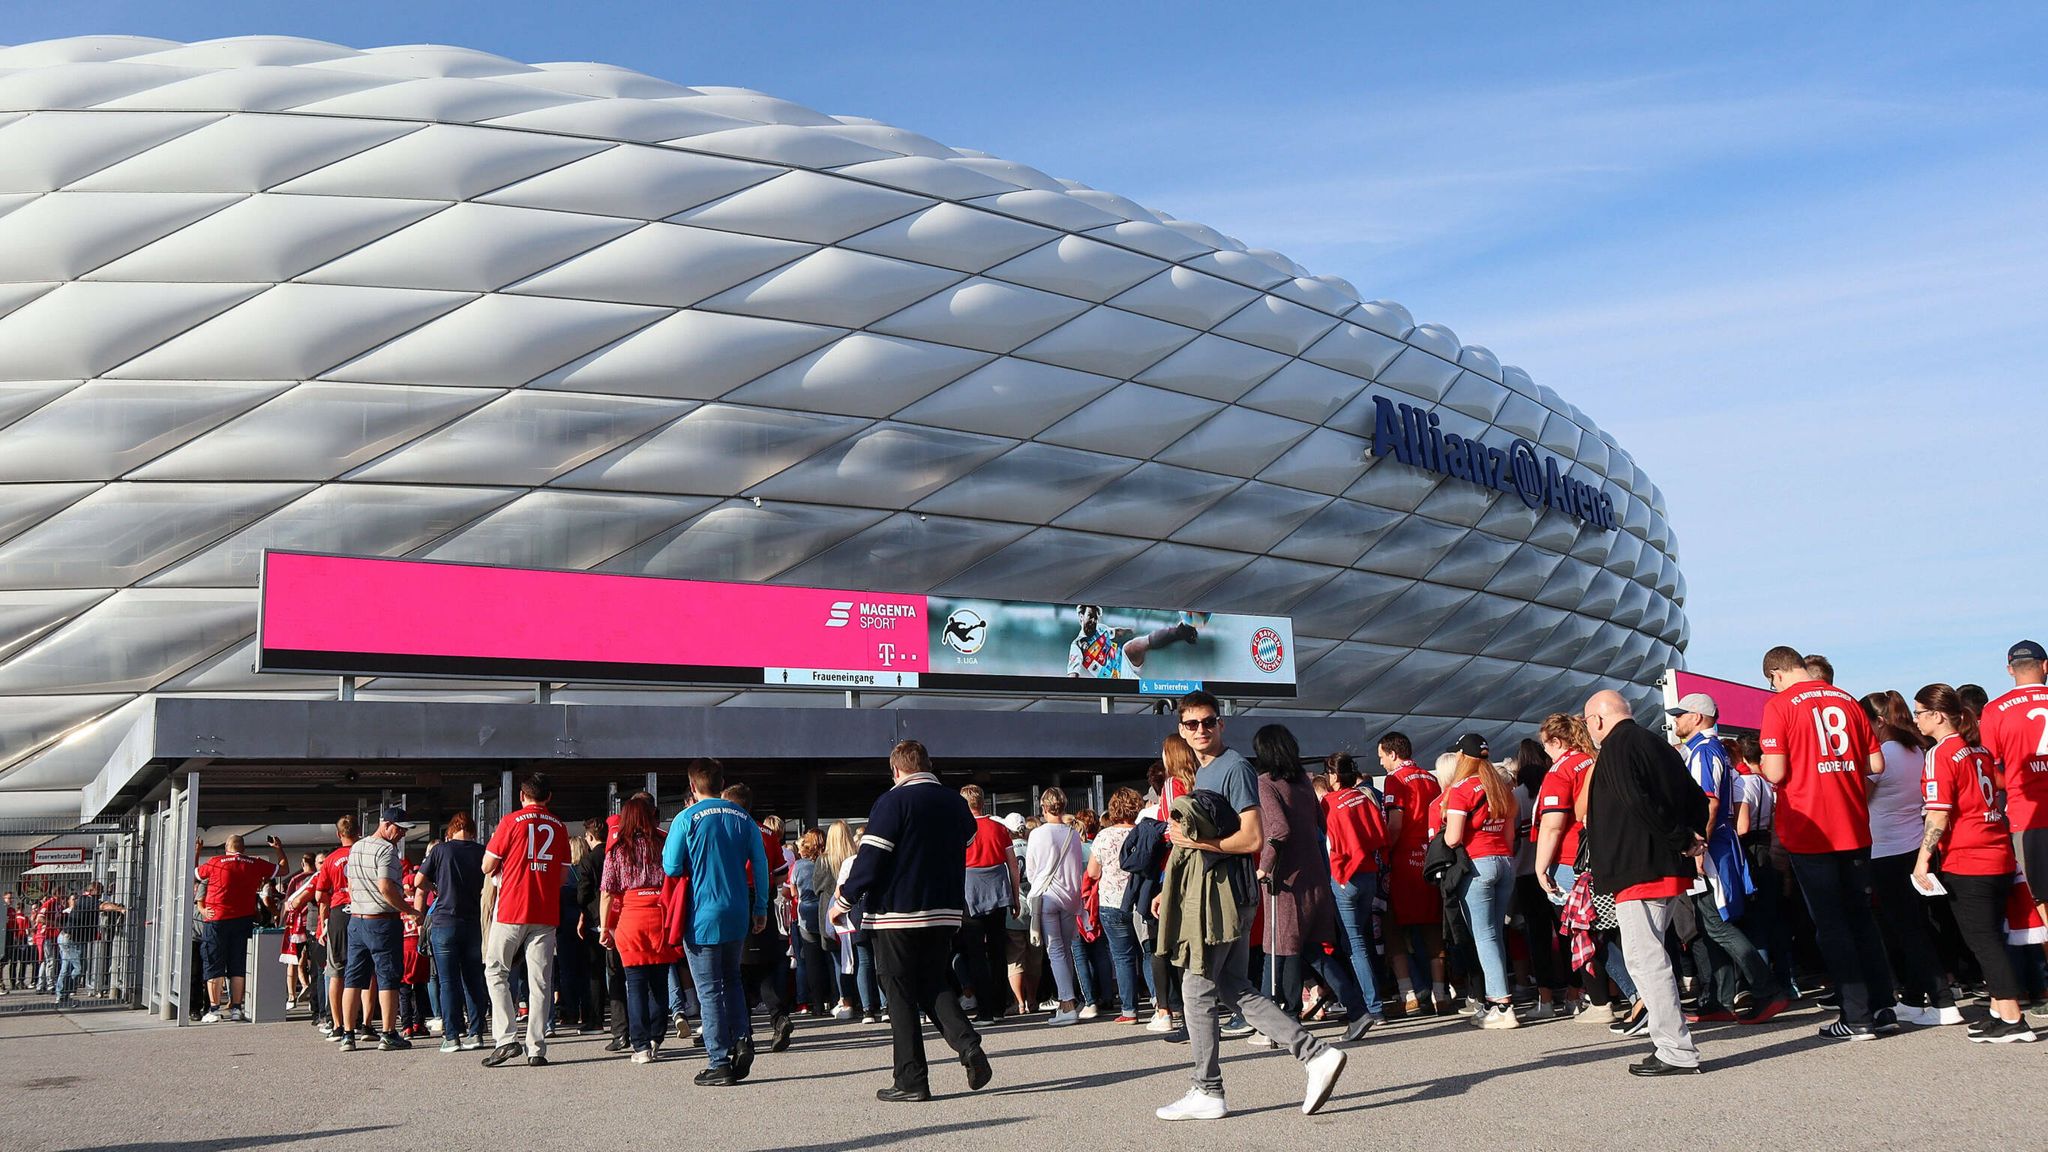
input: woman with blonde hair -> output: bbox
[791,827,831,1016]
[1442,733,1521,1028]
[818,821,876,1020]
[1026,786,1087,1026]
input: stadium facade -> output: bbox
[0,35,1686,820]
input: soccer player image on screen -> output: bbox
[1065,605,1199,679]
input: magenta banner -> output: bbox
[258,551,1296,697]
[259,552,930,690]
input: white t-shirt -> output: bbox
[1026,822,1086,911]
[1735,772,1775,830]
[1866,740,1928,859]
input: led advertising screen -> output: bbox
[925,598,1294,697]
[258,551,1294,698]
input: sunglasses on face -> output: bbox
[1179,716,1221,731]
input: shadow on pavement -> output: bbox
[68,1127,395,1152]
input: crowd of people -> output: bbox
[1,880,126,1007]
[183,639,2048,1117]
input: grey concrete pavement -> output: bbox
[0,999,2029,1152]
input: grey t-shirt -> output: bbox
[346,835,402,915]
[1195,746,1260,901]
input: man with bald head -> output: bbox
[195,832,288,1022]
[1583,690,1709,1076]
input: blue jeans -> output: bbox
[1458,854,1516,1000]
[684,939,746,1068]
[1332,875,1385,1017]
[430,920,490,1040]
[838,939,881,1013]
[1100,908,1146,1014]
[1038,900,1078,1003]
[56,937,83,1002]
[1068,930,1108,1006]
[622,963,667,1051]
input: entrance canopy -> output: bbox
[83,696,1374,829]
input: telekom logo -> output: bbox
[826,601,853,627]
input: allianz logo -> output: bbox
[826,600,919,627]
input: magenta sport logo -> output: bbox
[1250,628,1285,674]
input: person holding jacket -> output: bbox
[663,758,769,1087]
[835,740,992,1102]
[1321,751,1389,1033]
[1584,690,1708,1076]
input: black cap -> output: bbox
[1450,733,1490,759]
[2009,640,2046,664]
[380,805,415,829]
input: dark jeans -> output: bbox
[1787,849,1895,1028]
[1514,874,1567,995]
[1870,851,1954,1008]
[582,927,609,1030]
[953,909,1009,1020]
[742,931,791,1035]
[554,923,587,1026]
[1945,872,2021,1002]
[430,919,489,1040]
[605,945,629,1041]
[873,927,980,1092]
[837,940,880,1013]
[622,963,668,1051]
[797,933,833,1011]
[1688,887,1783,1009]
[1740,835,1794,990]
[1099,907,1147,1014]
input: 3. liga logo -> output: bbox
[1250,627,1284,673]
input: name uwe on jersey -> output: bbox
[1370,396,1617,531]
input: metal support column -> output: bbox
[1092,773,1105,814]
[535,682,552,705]
[163,771,200,1025]
[338,676,356,701]
[645,771,658,808]
[803,766,820,831]
[499,770,513,819]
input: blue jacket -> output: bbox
[663,798,769,947]
[839,773,974,931]
[1683,730,1753,919]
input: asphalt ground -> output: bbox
[0,994,2033,1152]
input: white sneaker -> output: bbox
[1936,1005,1966,1026]
[1077,1004,1099,1021]
[227,1006,248,1023]
[631,1049,654,1065]
[426,1017,443,1036]
[1145,1012,1175,1033]
[832,1003,853,1021]
[1892,1004,1938,1027]
[1047,1009,1079,1027]
[1480,1005,1522,1030]
[1302,1047,1347,1114]
[1246,1032,1278,1049]
[199,1008,224,1024]
[1156,1088,1228,1121]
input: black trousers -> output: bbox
[873,927,981,1092]
[1788,849,1896,1028]
[1945,872,2022,1002]
[605,944,629,1042]
[954,910,1008,1020]
[1514,874,1567,994]
[579,928,609,1030]
[1869,852,1954,1008]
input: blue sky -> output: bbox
[11,2,2046,699]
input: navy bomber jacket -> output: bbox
[838,772,976,931]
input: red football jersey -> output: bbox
[1384,762,1441,847]
[197,853,278,920]
[1536,749,1592,865]
[1923,735,2016,875]
[1980,685,2048,832]
[1760,680,1876,852]
[311,845,349,910]
[485,803,569,927]
[1446,774,1513,859]
[1321,786,1389,885]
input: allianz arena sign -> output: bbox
[1370,396,1616,531]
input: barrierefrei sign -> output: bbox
[1370,395,1616,531]
[257,552,1296,699]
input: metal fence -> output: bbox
[0,814,147,1014]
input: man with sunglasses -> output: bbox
[1155,691,1347,1122]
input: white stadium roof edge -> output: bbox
[0,35,1687,820]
